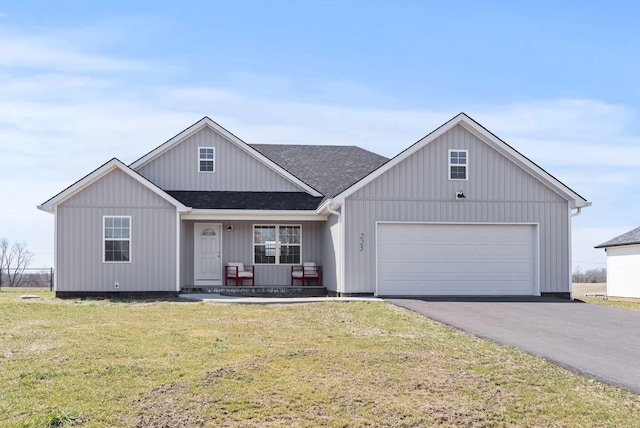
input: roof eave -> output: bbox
[595,242,640,249]
[37,159,191,213]
[334,113,590,208]
[129,117,323,198]
[182,209,328,221]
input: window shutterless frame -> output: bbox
[448,149,468,180]
[198,147,215,173]
[253,224,302,265]
[103,216,131,263]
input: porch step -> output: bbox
[181,285,328,298]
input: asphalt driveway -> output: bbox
[386,297,640,394]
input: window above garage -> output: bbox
[198,147,215,173]
[449,149,468,180]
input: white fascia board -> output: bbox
[129,117,323,197]
[457,119,590,208]
[37,158,191,213]
[333,113,467,204]
[334,113,590,208]
[182,209,327,221]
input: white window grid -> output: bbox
[198,147,215,173]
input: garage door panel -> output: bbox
[377,223,536,296]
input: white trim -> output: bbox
[252,224,302,265]
[193,223,223,286]
[339,203,346,295]
[103,215,132,264]
[182,209,326,221]
[37,158,190,213]
[448,149,468,181]
[176,211,181,292]
[198,146,215,173]
[333,113,589,208]
[53,205,58,291]
[129,117,323,197]
[374,221,540,297]
[567,207,573,300]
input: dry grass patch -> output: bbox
[1,288,640,427]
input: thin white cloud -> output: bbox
[1,26,638,270]
[0,29,150,73]
[476,99,635,141]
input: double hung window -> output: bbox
[199,147,215,172]
[104,216,131,262]
[449,150,468,180]
[253,225,301,265]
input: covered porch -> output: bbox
[178,217,332,294]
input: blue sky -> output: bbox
[1,1,639,270]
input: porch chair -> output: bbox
[225,262,255,286]
[291,262,322,286]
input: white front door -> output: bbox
[194,223,222,285]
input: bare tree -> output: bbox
[0,239,34,288]
[572,266,607,283]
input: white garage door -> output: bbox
[377,223,537,296]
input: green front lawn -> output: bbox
[1,288,639,427]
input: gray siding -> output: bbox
[56,169,177,292]
[135,127,302,191]
[181,220,325,286]
[344,125,570,294]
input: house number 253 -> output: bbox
[359,233,365,251]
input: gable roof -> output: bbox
[332,112,591,209]
[129,117,323,197]
[250,144,389,197]
[595,226,640,248]
[167,191,323,210]
[37,158,190,213]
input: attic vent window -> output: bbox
[199,147,215,173]
[449,150,468,180]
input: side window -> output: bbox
[449,150,468,180]
[199,147,215,173]
[104,216,131,263]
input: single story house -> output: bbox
[595,227,640,298]
[38,113,590,298]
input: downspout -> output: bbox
[571,207,582,217]
[326,202,344,296]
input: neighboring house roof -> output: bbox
[595,226,640,248]
[129,117,323,197]
[250,144,389,198]
[332,112,591,209]
[37,158,190,213]
[167,191,324,210]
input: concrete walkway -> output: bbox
[179,293,381,304]
[386,297,640,394]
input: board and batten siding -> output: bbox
[135,127,302,192]
[343,124,570,295]
[56,169,177,292]
[606,245,640,298]
[180,220,325,286]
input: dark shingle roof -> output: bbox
[250,144,389,197]
[595,226,640,248]
[166,191,323,210]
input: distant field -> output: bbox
[572,283,640,311]
[572,282,607,297]
[2,287,640,427]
